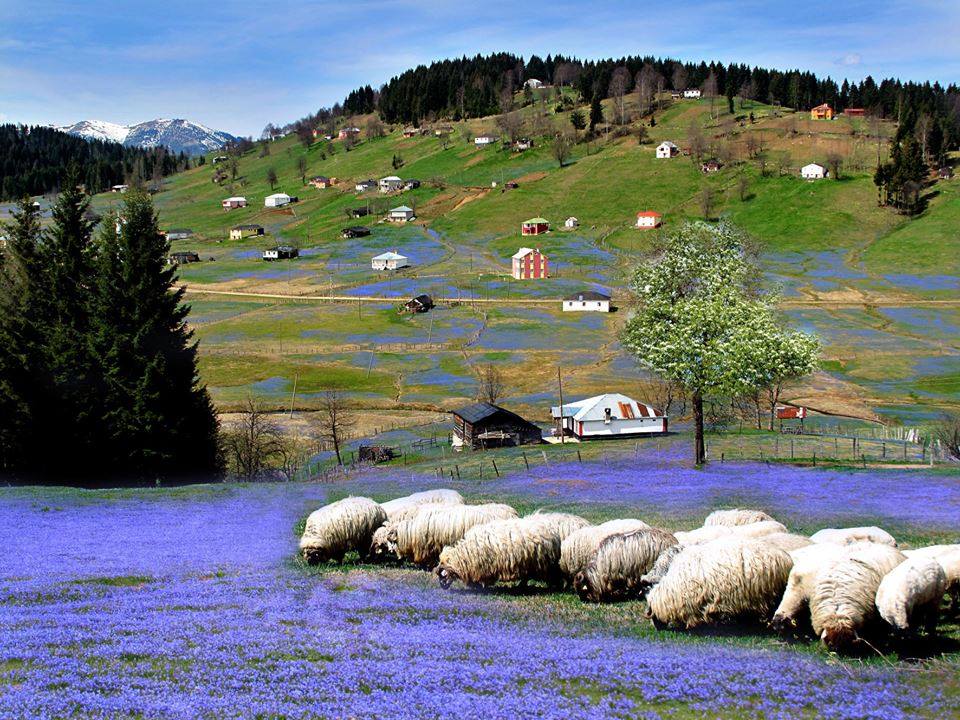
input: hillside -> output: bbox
[94,91,960,428]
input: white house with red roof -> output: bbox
[551,393,667,439]
[635,211,662,229]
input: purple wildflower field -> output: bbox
[1,462,958,719]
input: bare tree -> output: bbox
[221,398,291,481]
[635,64,660,116]
[608,66,632,125]
[647,378,684,417]
[499,70,516,114]
[744,132,760,159]
[826,151,843,180]
[266,167,278,190]
[936,413,960,461]
[495,111,524,143]
[703,70,719,119]
[738,80,756,109]
[698,187,715,220]
[297,156,307,184]
[671,63,688,93]
[915,112,933,161]
[687,121,706,161]
[314,390,356,466]
[737,173,750,201]
[476,364,506,404]
[552,131,572,168]
[365,117,385,139]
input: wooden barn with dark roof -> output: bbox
[451,403,542,450]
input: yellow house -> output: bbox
[810,103,834,120]
[229,224,264,240]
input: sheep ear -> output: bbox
[820,629,827,640]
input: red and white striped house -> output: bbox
[512,247,548,279]
[521,217,550,235]
[635,210,662,229]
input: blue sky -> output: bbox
[1,0,957,137]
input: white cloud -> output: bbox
[837,53,862,66]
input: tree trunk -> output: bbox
[332,434,342,466]
[693,391,706,465]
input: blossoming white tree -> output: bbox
[621,222,819,465]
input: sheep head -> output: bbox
[821,623,859,653]
[573,571,597,602]
[436,562,459,589]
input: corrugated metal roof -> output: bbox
[452,402,502,423]
[563,290,610,302]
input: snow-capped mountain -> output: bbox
[59,118,238,155]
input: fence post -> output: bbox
[790,439,794,460]
[576,450,582,463]
[541,450,548,464]
[455,464,461,481]
[882,442,886,459]
[721,452,725,463]
[813,452,816,467]
[862,454,866,469]
[492,459,500,477]
[522,452,529,470]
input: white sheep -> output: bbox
[638,544,683,595]
[674,520,786,545]
[646,536,793,629]
[876,556,947,635]
[810,526,898,548]
[436,517,562,589]
[523,511,592,542]
[380,489,463,523]
[575,528,677,602]
[810,545,906,652]
[559,519,650,580]
[390,503,518,567]
[762,533,813,553]
[703,509,776,527]
[299,496,387,565]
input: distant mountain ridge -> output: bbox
[59,118,238,155]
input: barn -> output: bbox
[635,211,662,229]
[521,217,549,235]
[451,403,542,450]
[512,247,548,279]
[551,393,666,439]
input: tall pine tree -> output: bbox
[90,191,222,482]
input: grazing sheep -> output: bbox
[930,548,960,614]
[392,503,518,568]
[575,528,677,602]
[876,556,947,635]
[559,519,650,580]
[762,533,813,553]
[903,544,960,560]
[524,511,591,542]
[436,517,562,590]
[674,525,733,545]
[810,526,898,548]
[771,542,854,635]
[646,536,793,629]
[703,509,776,527]
[299,497,387,565]
[638,544,683,595]
[730,520,789,538]
[380,489,463,523]
[810,546,906,652]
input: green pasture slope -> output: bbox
[113,95,958,422]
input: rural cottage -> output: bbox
[221,196,247,209]
[552,393,667,439]
[229,224,264,240]
[521,217,549,235]
[801,163,828,180]
[263,246,298,261]
[371,251,409,271]
[378,176,404,193]
[451,403,542,450]
[656,141,679,159]
[512,247,548,279]
[635,211,662,229]
[388,206,416,222]
[562,290,611,313]
[810,103,834,120]
[265,193,292,208]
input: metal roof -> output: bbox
[452,402,502,423]
[563,290,610,302]
[372,251,407,260]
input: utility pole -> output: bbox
[557,365,565,444]
[289,372,299,417]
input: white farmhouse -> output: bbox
[801,163,828,180]
[371,251,409,271]
[474,135,499,146]
[683,89,702,99]
[656,141,679,159]
[388,205,416,222]
[564,216,579,229]
[562,290,610,313]
[378,175,403,193]
[524,78,543,89]
[264,193,292,207]
[551,393,666,439]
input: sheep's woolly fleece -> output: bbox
[299,496,386,563]
[559,519,650,579]
[875,556,947,632]
[393,503,518,566]
[578,528,678,602]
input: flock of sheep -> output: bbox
[298,490,960,654]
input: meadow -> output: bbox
[3,450,959,719]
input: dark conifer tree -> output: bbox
[90,191,222,482]
[589,94,604,131]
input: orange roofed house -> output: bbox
[810,103,834,120]
[635,211,662,229]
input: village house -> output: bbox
[349,206,370,218]
[451,402,542,450]
[474,135,499,146]
[379,175,404,193]
[264,193,292,208]
[402,126,418,137]
[810,103,834,120]
[310,176,334,189]
[512,247,548,279]
[521,217,549,236]
[338,127,361,140]
[656,141,679,159]
[263,246,298,261]
[635,211,663,229]
[168,251,200,265]
[404,179,421,190]
[212,156,228,164]
[844,108,866,117]
[402,294,434,314]
[552,393,667,440]
[164,229,193,241]
[524,78,543,89]
[387,205,416,222]
[670,91,682,100]
[341,226,370,239]
[434,125,454,136]
[111,184,129,193]
[371,251,409,271]
[513,138,533,151]
[221,196,247,210]
[801,162,828,180]
[564,216,579,229]
[355,179,377,193]
[683,89,702,99]
[229,224,264,240]
[938,166,953,180]
[562,290,611,313]
[701,159,722,173]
